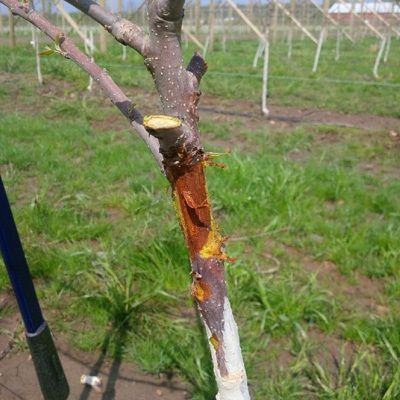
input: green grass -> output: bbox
[0,33,399,116]
[0,48,400,398]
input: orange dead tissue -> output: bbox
[209,333,219,351]
[190,281,212,302]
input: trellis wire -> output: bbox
[2,54,399,89]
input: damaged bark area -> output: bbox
[144,115,249,399]
[142,4,249,397]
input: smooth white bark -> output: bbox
[205,297,250,400]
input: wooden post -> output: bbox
[312,26,325,72]
[61,0,66,33]
[272,0,279,44]
[300,0,306,40]
[30,0,43,85]
[323,0,329,35]
[8,9,15,48]
[228,5,233,33]
[338,0,385,38]
[181,27,206,53]
[288,0,296,58]
[249,0,254,21]
[383,31,391,63]
[261,29,270,116]
[376,0,400,23]
[335,28,341,61]
[195,0,201,34]
[98,0,107,53]
[305,0,310,34]
[225,0,265,40]
[219,1,226,52]
[363,2,400,36]
[349,0,355,38]
[312,0,329,72]
[274,0,318,44]
[308,0,354,42]
[51,0,98,52]
[208,0,215,52]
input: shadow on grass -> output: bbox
[78,323,126,400]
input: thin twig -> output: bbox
[1,0,163,169]
[65,0,149,56]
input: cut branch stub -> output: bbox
[187,51,208,84]
[143,114,202,161]
[143,115,181,130]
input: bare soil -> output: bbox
[0,295,188,400]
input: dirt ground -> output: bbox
[0,294,189,400]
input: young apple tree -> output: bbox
[1,0,250,398]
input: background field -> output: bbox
[0,27,400,400]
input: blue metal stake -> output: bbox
[0,176,69,400]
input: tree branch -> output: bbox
[64,0,149,55]
[187,51,208,84]
[1,0,163,169]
